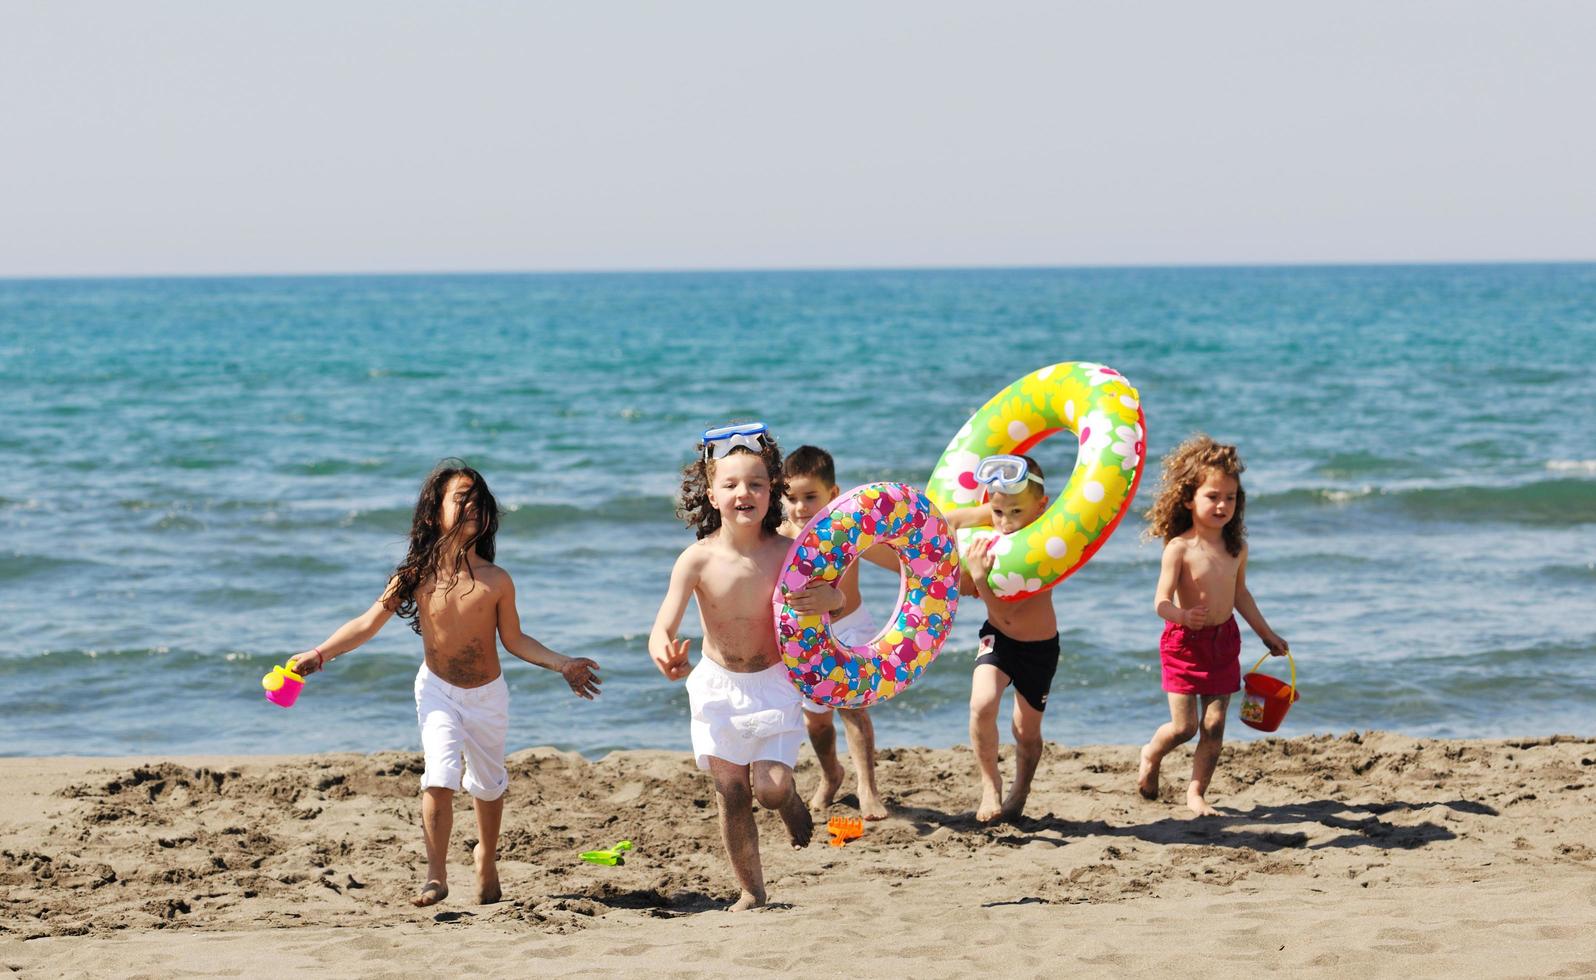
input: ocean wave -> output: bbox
[287,458,404,477]
[160,456,232,471]
[0,553,101,581]
[365,368,446,380]
[1262,478,1596,525]
[94,493,682,535]
[1547,459,1596,475]
[1263,486,1378,507]
[0,646,424,684]
[326,495,680,535]
[1309,452,1434,480]
[194,586,288,609]
[148,513,207,532]
[499,495,678,530]
[1536,563,1596,584]
[0,646,191,673]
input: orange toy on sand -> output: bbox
[827,817,864,848]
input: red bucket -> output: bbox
[1239,651,1298,732]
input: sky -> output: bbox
[2,1,1594,277]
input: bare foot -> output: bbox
[1137,744,1160,800]
[411,880,448,907]
[781,796,814,850]
[858,788,888,821]
[1187,790,1219,817]
[999,792,1028,823]
[729,889,767,911]
[975,787,1003,823]
[474,842,501,905]
[809,758,845,811]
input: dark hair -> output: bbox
[1143,434,1246,557]
[1019,454,1044,482]
[386,460,499,634]
[782,445,836,487]
[677,430,786,540]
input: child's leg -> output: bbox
[413,786,453,906]
[1187,694,1230,816]
[1138,693,1199,800]
[969,664,1009,822]
[751,760,814,850]
[1000,695,1046,820]
[472,794,504,904]
[804,708,847,810]
[837,707,887,820]
[706,757,767,911]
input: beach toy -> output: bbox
[927,362,1147,601]
[827,817,864,848]
[261,664,305,708]
[579,840,633,866]
[1239,651,1298,732]
[774,482,960,709]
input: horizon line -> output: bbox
[3,256,1594,284]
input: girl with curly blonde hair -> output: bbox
[1137,435,1289,816]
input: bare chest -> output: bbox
[695,557,780,624]
[419,575,499,627]
[418,575,503,686]
[1182,545,1239,594]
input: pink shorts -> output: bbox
[1160,616,1241,696]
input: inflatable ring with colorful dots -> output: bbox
[773,482,960,708]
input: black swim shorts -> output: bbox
[975,621,1061,713]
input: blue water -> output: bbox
[2,265,1593,757]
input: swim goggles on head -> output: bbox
[973,454,1044,495]
[701,422,770,461]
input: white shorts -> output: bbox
[414,663,510,800]
[801,607,880,715]
[686,658,803,771]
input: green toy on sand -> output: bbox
[580,840,633,866]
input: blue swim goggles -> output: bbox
[701,422,770,461]
[974,454,1044,495]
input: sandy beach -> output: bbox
[2,732,1594,977]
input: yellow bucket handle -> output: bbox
[1247,649,1296,700]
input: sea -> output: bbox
[1,264,1592,758]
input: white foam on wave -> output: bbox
[1319,486,1376,504]
[1546,460,1596,475]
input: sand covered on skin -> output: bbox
[3,732,1595,977]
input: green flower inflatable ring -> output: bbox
[927,362,1148,601]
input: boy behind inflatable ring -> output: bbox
[945,454,1061,823]
[779,444,899,821]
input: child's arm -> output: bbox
[860,542,900,572]
[1232,545,1288,654]
[287,577,400,675]
[943,504,992,532]
[788,544,897,613]
[963,536,1030,634]
[786,584,846,615]
[647,549,699,681]
[1153,540,1206,627]
[496,573,601,699]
